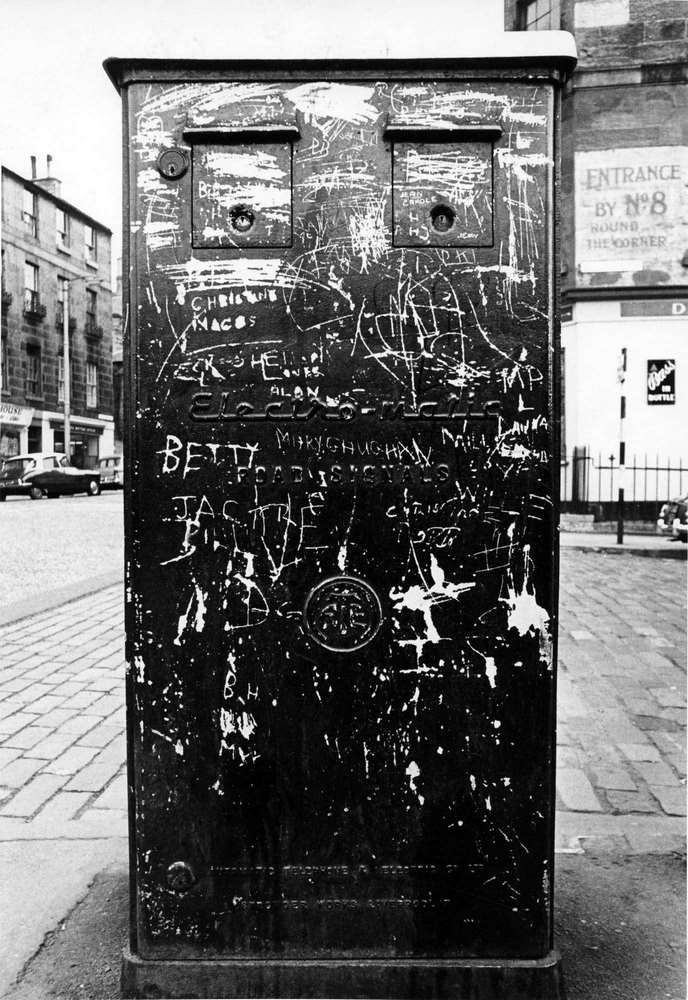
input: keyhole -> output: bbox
[430,204,455,233]
[230,205,255,233]
[156,147,188,180]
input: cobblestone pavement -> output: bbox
[0,586,126,841]
[556,549,686,853]
[0,548,684,854]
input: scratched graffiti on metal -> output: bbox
[124,75,558,959]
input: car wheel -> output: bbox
[87,479,100,497]
[0,493,6,502]
[29,486,44,501]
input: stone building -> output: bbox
[0,157,114,466]
[505,0,688,510]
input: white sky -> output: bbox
[0,0,503,277]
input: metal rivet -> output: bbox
[166,861,196,893]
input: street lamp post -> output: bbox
[617,347,627,545]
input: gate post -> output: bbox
[572,444,589,512]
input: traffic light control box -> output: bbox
[108,41,575,999]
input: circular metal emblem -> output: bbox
[156,147,189,180]
[304,576,382,652]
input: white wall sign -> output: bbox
[576,146,688,284]
[0,402,34,426]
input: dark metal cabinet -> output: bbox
[108,49,574,999]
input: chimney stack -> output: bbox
[34,154,62,198]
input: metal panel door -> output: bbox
[121,67,560,962]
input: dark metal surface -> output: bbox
[121,948,566,999]
[118,63,563,973]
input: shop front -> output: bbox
[0,402,34,459]
[49,413,115,468]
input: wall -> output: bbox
[569,0,688,64]
[563,298,688,466]
[505,0,688,494]
[560,0,688,290]
[566,84,688,288]
[505,0,688,292]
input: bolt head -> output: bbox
[166,861,195,892]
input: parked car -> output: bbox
[657,492,688,543]
[671,496,687,543]
[98,455,124,489]
[0,453,100,500]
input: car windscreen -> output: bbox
[0,458,36,476]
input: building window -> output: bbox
[24,261,39,312]
[85,224,97,263]
[86,288,97,334]
[56,208,70,249]
[57,276,67,327]
[24,343,41,398]
[22,188,37,237]
[1,337,8,391]
[519,0,557,29]
[86,362,98,408]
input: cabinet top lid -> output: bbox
[105,31,577,90]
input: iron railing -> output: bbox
[561,447,686,508]
[85,316,102,338]
[23,289,46,320]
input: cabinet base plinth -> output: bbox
[121,947,565,999]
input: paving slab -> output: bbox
[648,786,687,817]
[0,838,127,997]
[557,768,605,812]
